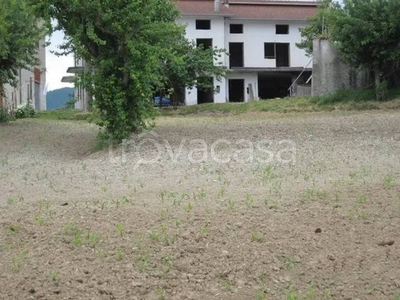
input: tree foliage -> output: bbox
[331,0,400,91]
[32,0,226,140]
[157,38,226,106]
[298,0,400,100]
[0,0,44,102]
[296,0,338,56]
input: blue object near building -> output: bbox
[153,96,172,107]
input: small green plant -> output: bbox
[38,200,50,211]
[255,289,267,300]
[149,231,160,242]
[138,255,150,272]
[228,199,235,210]
[357,195,367,204]
[157,288,166,300]
[287,290,299,300]
[35,215,45,226]
[159,190,168,203]
[73,231,83,246]
[282,254,296,269]
[50,270,60,283]
[116,247,124,260]
[161,254,173,268]
[202,226,210,234]
[251,233,264,243]
[6,225,20,234]
[184,201,193,213]
[86,232,101,248]
[383,174,395,189]
[218,187,225,198]
[220,278,232,292]
[245,192,255,208]
[175,219,181,227]
[349,171,358,179]
[306,284,317,300]
[15,104,35,119]
[116,222,124,235]
[6,198,15,205]
[11,250,28,272]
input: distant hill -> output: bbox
[46,87,74,110]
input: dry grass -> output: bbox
[1,110,399,299]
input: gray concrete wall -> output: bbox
[312,39,367,97]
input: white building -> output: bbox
[61,56,91,111]
[62,0,318,109]
[2,37,47,111]
[176,0,318,105]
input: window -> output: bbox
[196,38,213,49]
[276,24,289,34]
[264,43,290,67]
[264,43,275,58]
[196,20,211,30]
[230,24,243,34]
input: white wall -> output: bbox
[3,37,46,111]
[177,16,309,105]
[178,16,228,105]
[226,72,258,102]
[226,19,309,68]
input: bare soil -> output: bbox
[0,111,399,300]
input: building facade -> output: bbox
[61,56,91,111]
[2,37,47,111]
[61,0,318,109]
[176,0,318,105]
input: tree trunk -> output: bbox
[374,65,387,101]
[0,78,4,109]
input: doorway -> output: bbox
[229,79,245,102]
[197,77,214,104]
[229,43,244,68]
[276,43,290,67]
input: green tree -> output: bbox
[296,0,337,56]
[32,0,226,140]
[298,0,400,100]
[0,0,44,107]
[330,0,400,100]
[157,38,226,108]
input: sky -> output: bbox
[46,30,73,92]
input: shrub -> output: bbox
[0,108,10,123]
[15,103,35,119]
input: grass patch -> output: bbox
[159,88,400,116]
[34,109,92,121]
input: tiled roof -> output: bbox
[176,1,233,15]
[176,0,318,20]
[227,4,318,19]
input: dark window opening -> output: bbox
[264,43,275,59]
[276,43,290,67]
[230,24,243,34]
[276,24,289,34]
[264,43,290,67]
[229,42,244,68]
[197,77,214,104]
[196,20,211,30]
[229,79,245,102]
[196,38,213,50]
